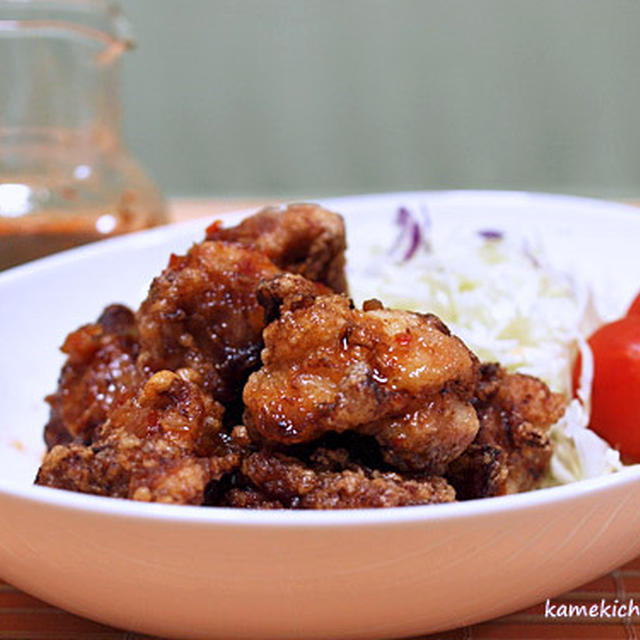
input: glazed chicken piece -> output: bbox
[136,242,281,412]
[205,203,348,294]
[446,363,566,499]
[44,304,140,449]
[223,449,456,509]
[360,396,481,474]
[243,274,480,474]
[37,370,250,504]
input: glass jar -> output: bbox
[0,0,167,270]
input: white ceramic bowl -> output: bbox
[1,191,640,640]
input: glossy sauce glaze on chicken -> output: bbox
[35,204,566,508]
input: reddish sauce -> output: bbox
[0,207,161,271]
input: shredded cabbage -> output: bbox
[350,207,623,485]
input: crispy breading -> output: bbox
[44,304,140,449]
[37,371,250,504]
[447,363,566,498]
[206,203,348,293]
[224,450,455,509]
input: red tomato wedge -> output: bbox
[627,292,640,317]
[573,316,640,462]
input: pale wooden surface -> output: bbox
[168,197,278,223]
[168,196,640,224]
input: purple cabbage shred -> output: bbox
[478,229,504,240]
[403,219,421,261]
[522,238,541,268]
[390,205,427,262]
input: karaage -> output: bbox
[243,275,480,473]
[446,363,565,499]
[36,204,567,509]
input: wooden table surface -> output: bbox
[4,197,639,640]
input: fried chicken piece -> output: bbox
[206,203,348,293]
[224,450,455,509]
[361,395,481,474]
[222,486,285,510]
[447,363,566,499]
[243,276,479,472]
[445,444,509,501]
[136,242,281,411]
[44,304,140,449]
[36,370,250,504]
[256,271,326,324]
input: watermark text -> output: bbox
[545,598,640,619]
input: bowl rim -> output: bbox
[3,188,640,529]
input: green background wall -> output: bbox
[119,0,640,198]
